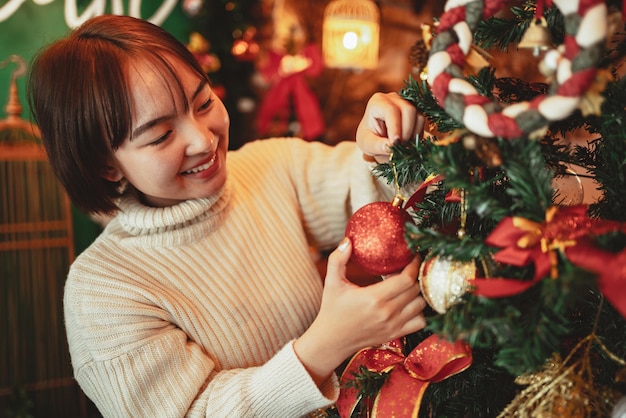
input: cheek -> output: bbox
[210,101,230,135]
[119,152,181,188]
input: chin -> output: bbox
[202,166,228,197]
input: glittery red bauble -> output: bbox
[345,201,415,276]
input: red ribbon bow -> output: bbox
[474,205,626,318]
[337,335,472,418]
[256,44,325,141]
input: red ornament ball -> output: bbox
[345,201,415,276]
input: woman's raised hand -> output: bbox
[356,92,425,163]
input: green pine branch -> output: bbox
[342,365,390,399]
[474,2,565,51]
[400,77,464,133]
[426,259,599,376]
[358,2,626,414]
[577,76,626,221]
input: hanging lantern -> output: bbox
[322,0,380,70]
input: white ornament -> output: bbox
[612,396,626,418]
[419,256,474,314]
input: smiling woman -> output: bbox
[27,13,427,418]
[105,60,230,208]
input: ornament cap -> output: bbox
[391,194,405,208]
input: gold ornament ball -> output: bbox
[419,255,475,314]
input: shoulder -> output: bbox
[230,137,358,166]
[228,138,308,176]
[230,137,308,159]
[66,220,137,293]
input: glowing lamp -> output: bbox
[322,0,380,70]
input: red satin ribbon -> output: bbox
[477,205,626,317]
[405,174,445,210]
[337,335,472,418]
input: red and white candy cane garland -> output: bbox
[426,0,608,139]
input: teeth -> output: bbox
[184,155,215,174]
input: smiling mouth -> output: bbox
[182,154,216,175]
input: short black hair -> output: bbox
[28,14,210,214]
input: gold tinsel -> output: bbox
[498,300,626,418]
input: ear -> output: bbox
[102,164,124,182]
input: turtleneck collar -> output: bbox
[112,180,232,247]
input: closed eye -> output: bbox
[148,130,172,146]
[198,97,213,112]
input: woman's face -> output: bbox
[106,57,230,207]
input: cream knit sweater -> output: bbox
[64,138,393,417]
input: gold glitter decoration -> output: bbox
[498,299,626,418]
[418,255,475,314]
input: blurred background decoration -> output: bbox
[0,55,85,418]
[322,0,380,70]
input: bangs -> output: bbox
[113,53,192,148]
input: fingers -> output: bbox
[399,287,427,320]
[320,242,427,348]
[409,111,426,141]
[356,92,425,162]
[373,255,424,304]
[401,255,422,277]
[374,256,421,298]
[392,95,420,141]
[356,121,393,158]
[381,266,428,338]
[396,311,427,338]
[324,237,352,285]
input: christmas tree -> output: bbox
[331,0,626,416]
[184,0,262,149]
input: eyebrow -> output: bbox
[192,79,208,102]
[131,79,209,139]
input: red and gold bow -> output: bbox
[337,335,472,418]
[473,204,626,317]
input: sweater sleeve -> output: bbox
[204,341,339,416]
[283,138,395,250]
[65,269,338,418]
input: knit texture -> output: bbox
[64,138,392,417]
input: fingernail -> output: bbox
[381,142,391,154]
[338,237,350,251]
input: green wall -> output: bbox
[0,0,192,120]
[0,1,194,254]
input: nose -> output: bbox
[183,119,215,155]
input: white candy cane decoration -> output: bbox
[426,0,608,139]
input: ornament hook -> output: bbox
[389,150,407,207]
